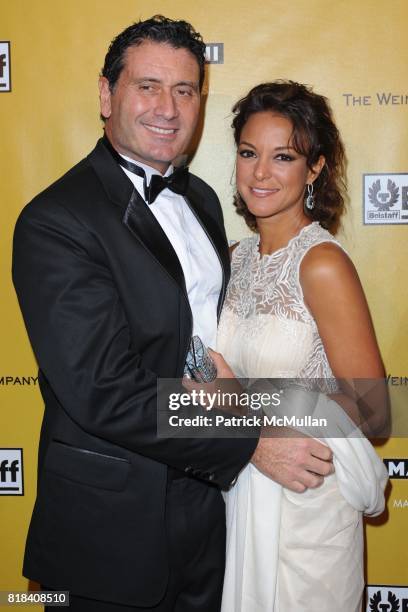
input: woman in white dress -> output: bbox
[213,81,388,611]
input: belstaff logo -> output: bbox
[384,459,408,479]
[0,449,24,495]
[367,587,408,612]
[369,590,399,612]
[369,179,399,211]
[0,41,11,92]
[363,173,408,224]
[205,43,224,64]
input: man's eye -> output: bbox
[176,88,193,97]
[238,149,255,159]
[138,84,156,92]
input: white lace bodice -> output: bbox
[217,222,343,382]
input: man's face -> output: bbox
[99,41,201,173]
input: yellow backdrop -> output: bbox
[1,0,407,608]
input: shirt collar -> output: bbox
[119,153,174,183]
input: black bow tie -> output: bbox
[103,135,189,204]
[144,167,190,204]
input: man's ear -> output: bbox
[307,155,326,184]
[98,77,112,120]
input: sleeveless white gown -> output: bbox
[217,223,388,612]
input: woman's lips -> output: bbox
[250,187,279,197]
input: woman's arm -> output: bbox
[300,242,389,437]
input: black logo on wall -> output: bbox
[0,41,11,92]
[384,459,408,479]
[370,590,400,611]
[205,43,224,64]
[0,448,24,495]
[367,587,408,612]
[364,174,408,224]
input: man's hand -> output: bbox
[251,433,334,493]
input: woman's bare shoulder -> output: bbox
[300,240,356,285]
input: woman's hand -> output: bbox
[182,350,235,395]
[208,349,236,379]
[182,350,241,412]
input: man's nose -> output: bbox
[154,89,178,120]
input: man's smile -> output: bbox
[143,123,178,136]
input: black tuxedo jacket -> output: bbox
[12,138,257,606]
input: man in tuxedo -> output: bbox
[12,15,333,611]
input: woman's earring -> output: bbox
[305,183,315,210]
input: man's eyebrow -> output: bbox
[175,80,199,91]
[133,77,162,84]
[133,77,199,91]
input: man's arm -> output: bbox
[12,197,257,488]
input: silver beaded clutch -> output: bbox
[183,336,217,383]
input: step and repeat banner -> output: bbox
[1,1,407,609]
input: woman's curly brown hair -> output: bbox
[232,81,347,234]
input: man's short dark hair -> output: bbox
[101,15,206,92]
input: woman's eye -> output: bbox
[238,149,255,159]
[275,153,294,161]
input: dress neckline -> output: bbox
[254,222,318,261]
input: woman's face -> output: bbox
[236,111,323,223]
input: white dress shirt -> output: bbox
[120,155,223,349]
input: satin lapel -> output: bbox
[88,138,134,208]
[88,138,186,293]
[123,190,187,294]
